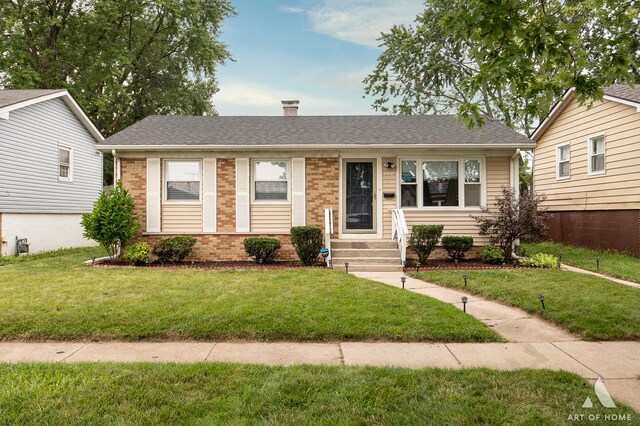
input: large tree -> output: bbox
[1,0,234,183]
[364,0,639,136]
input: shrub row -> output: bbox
[408,225,474,263]
[123,236,197,265]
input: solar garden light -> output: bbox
[538,294,546,310]
[344,262,349,274]
[461,296,468,313]
[320,248,329,267]
[454,259,459,266]
[415,261,421,273]
[401,276,406,289]
[596,256,600,271]
[91,257,96,266]
[462,272,469,287]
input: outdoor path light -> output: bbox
[401,276,406,289]
[596,256,600,271]
[344,262,349,274]
[538,294,546,310]
[461,296,468,313]
[462,272,469,287]
[416,261,420,273]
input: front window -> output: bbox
[254,161,288,201]
[464,160,481,207]
[588,135,605,174]
[423,160,459,207]
[557,144,570,179]
[59,146,72,180]
[166,161,200,201]
[400,160,417,207]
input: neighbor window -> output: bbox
[254,161,288,201]
[464,160,481,207]
[400,160,417,207]
[165,160,200,201]
[556,144,571,179]
[59,146,72,181]
[588,134,605,174]
[422,160,459,207]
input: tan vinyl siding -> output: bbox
[250,203,291,233]
[162,204,203,233]
[534,98,640,211]
[401,156,511,245]
[382,157,396,238]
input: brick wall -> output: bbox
[305,157,339,234]
[217,158,236,232]
[120,158,147,235]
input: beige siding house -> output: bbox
[532,84,640,256]
[98,102,533,270]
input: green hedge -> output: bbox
[243,238,281,264]
[290,226,323,266]
[152,236,197,263]
[408,224,444,264]
[441,236,474,261]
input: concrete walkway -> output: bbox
[0,340,638,410]
[353,272,579,343]
[561,264,640,289]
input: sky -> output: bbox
[212,0,424,116]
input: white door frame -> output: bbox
[338,156,383,239]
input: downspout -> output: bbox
[112,149,121,183]
[511,149,521,259]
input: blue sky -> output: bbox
[212,0,423,116]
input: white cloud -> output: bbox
[279,6,305,14]
[284,0,423,48]
[298,66,373,92]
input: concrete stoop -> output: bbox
[331,239,403,272]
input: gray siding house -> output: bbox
[0,90,104,255]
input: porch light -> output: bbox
[596,256,600,271]
[462,272,469,287]
[538,294,546,310]
[383,161,396,169]
[401,276,406,289]
[461,296,468,313]
[344,262,349,274]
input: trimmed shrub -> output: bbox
[152,236,197,263]
[441,236,474,261]
[290,226,323,266]
[243,237,281,264]
[519,253,558,268]
[408,224,444,264]
[81,181,140,259]
[482,245,505,264]
[123,242,150,266]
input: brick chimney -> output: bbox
[281,100,299,116]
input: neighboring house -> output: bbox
[532,84,640,256]
[0,90,104,256]
[97,101,534,270]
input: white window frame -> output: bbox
[556,142,571,180]
[163,159,202,204]
[58,144,73,182]
[252,159,291,203]
[397,156,486,210]
[399,160,418,207]
[587,132,606,176]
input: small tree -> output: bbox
[408,224,444,264]
[81,181,140,259]
[472,188,549,260]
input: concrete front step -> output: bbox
[332,257,402,265]
[331,240,397,250]
[332,248,399,258]
[334,264,404,272]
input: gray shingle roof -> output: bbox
[102,115,534,147]
[603,84,640,104]
[0,89,66,109]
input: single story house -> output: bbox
[0,90,103,256]
[532,84,640,256]
[97,101,534,270]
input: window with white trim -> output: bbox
[59,146,72,181]
[588,134,605,174]
[556,144,570,179]
[399,157,484,208]
[165,160,201,201]
[253,160,288,201]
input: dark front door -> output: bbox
[345,161,375,231]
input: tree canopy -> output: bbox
[364,0,639,136]
[1,0,234,182]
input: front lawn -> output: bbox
[0,248,499,342]
[523,241,640,283]
[2,363,637,424]
[411,269,640,341]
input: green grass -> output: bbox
[411,269,640,341]
[1,363,637,424]
[0,247,499,342]
[523,241,640,284]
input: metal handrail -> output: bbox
[391,209,409,265]
[324,208,334,267]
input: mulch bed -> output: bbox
[92,260,329,270]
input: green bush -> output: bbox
[482,245,505,264]
[81,181,140,259]
[290,226,323,266]
[123,242,150,266]
[519,253,558,268]
[243,238,281,264]
[441,236,474,261]
[152,236,197,263]
[408,224,444,264]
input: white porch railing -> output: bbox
[324,208,334,267]
[391,208,409,266]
